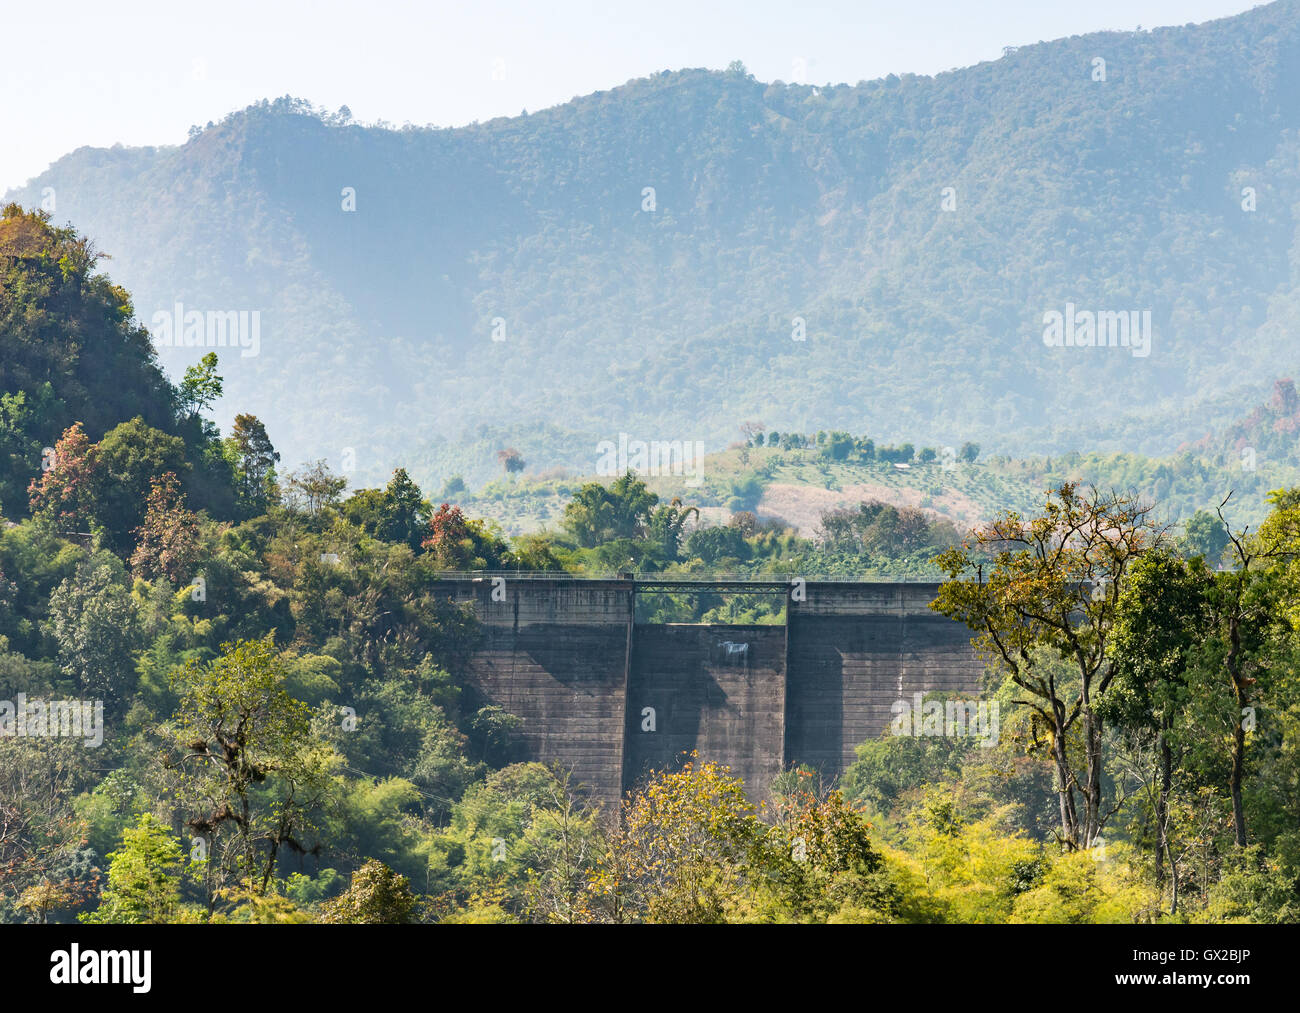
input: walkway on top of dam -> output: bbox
[428,571,946,594]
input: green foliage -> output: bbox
[318,860,416,924]
[80,813,186,924]
[341,468,430,551]
[90,417,190,550]
[45,552,140,706]
[176,352,223,419]
[0,386,56,517]
[817,499,958,557]
[841,732,974,816]
[562,473,659,549]
[933,484,1163,850]
[589,757,762,924]
[0,207,177,493]
[165,635,337,900]
[1181,509,1231,563]
[5,196,1300,924]
[224,413,279,518]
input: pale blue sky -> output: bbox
[0,0,1263,193]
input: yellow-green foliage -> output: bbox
[1010,847,1157,924]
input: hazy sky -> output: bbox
[0,0,1262,193]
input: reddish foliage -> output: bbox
[27,423,99,531]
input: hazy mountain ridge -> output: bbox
[7,1,1300,490]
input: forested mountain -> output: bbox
[6,2,1300,490]
[2,139,1298,928]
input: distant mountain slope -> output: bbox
[1186,376,1300,467]
[449,428,1298,540]
[8,1,1300,490]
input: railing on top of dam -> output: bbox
[426,571,945,583]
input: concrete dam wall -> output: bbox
[439,578,985,808]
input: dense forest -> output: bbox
[1,206,1297,924]
[6,2,1300,492]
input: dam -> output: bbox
[436,575,986,808]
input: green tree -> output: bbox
[81,813,185,924]
[94,417,189,548]
[519,767,603,924]
[589,756,763,923]
[764,788,897,922]
[646,497,699,564]
[1198,502,1276,848]
[1181,509,1230,562]
[164,636,336,905]
[341,468,430,550]
[224,413,279,517]
[319,859,416,924]
[933,484,1163,850]
[45,553,140,705]
[562,473,659,549]
[1105,548,1213,905]
[283,460,347,519]
[0,385,56,518]
[175,352,223,419]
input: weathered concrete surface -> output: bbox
[780,585,982,775]
[437,578,983,807]
[624,624,786,801]
[439,579,633,807]
[785,583,984,778]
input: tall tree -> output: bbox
[283,460,346,519]
[45,553,140,706]
[130,471,201,584]
[376,468,430,549]
[163,636,336,906]
[933,484,1163,850]
[1208,496,1276,847]
[1106,548,1213,906]
[562,473,658,548]
[93,417,190,549]
[224,413,279,517]
[26,422,99,532]
[81,813,186,924]
[175,352,223,420]
[646,497,699,563]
